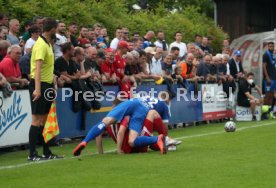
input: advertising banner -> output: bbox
[201,84,234,120]
[0,90,31,147]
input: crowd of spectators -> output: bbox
[0,13,247,103]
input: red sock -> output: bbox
[142,119,153,136]
[153,117,168,136]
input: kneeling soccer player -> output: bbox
[73,97,170,156]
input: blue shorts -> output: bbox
[106,99,149,133]
[264,80,276,92]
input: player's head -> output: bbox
[112,96,127,108]
[159,91,171,105]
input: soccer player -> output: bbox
[97,109,168,154]
[73,97,169,156]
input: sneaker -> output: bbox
[165,136,182,146]
[73,141,87,156]
[42,154,64,160]
[157,134,167,154]
[27,155,43,162]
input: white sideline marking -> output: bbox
[0,122,275,171]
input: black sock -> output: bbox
[29,126,39,156]
[39,126,52,156]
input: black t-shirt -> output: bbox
[200,45,212,54]
[237,78,255,103]
[125,64,133,76]
[263,51,276,80]
[70,35,79,47]
[217,64,227,75]
[207,64,217,75]
[55,56,78,76]
[84,59,98,71]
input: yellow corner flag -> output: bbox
[43,101,60,143]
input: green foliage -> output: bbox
[0,0,227,53]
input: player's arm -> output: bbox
[33,60,43,101]
[117,125,127,154]
[254,85,262,97]
[96,134,104,154]
[263,62,271,83]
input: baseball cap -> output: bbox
[144,47,156,55]
[118,41,129,49]
[234,50,241,56]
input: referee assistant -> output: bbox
[28,18,62,161]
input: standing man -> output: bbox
[142,31,155,49]
[28,18,62,161]
[67,23,79,47]
[0,13,8,26]
[229,50,244,79]
[110,27,122,50]
[54,21,68,59]
[263,42,276,113]
[154,31,168,51]
[169,31,187,58]
[7,19,20,45]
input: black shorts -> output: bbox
[29,80,53,115]
[238,99,251,107]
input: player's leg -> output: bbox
[73,117,116,156]
[128,118,167,154]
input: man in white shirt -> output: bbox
[110,27,122,50]
[154,31,168,51]
[169,31,187,57]
[24,26,40,55]
[54,21,68,59]
[150,47,163,76]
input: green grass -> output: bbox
[0,120,276,188]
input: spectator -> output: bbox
[19,51,32,80]
[0,45,29,87]
[237,72,263,121]
[150,47,163,77]
[200,36,212,55]
[21,20,33,45]
[0,26,8,40]
[0,72,7,87]
[196,54,212,79]
[132,32,140,40]
[24,26,40,55]
[130,50,142,83]
[142,31,155,49]
[207,36,214,54]
[172,65,186,88]
[101,48,117,84]
[0,40,10,61]
[0,13,8,26]
[127,41,134,51]
[170,46,180,64]
[7,19,20,45]
[222,38,230,48]
[78,27,90,48]
[114,41,128,80]
[54,21,68,59]
[73,46,91,79]
[162,54,175,97]
[88,28,97,47]
[194,34,202,47]
[55,42,80,86]
[84,46,99,79]
[229,50,244,79]
[133,37,143,51]
[110,27,122,50]
[169,31,187,57]
[179,53,195,80]
[93,23,102,39]
[207,56,218,82]
[222,54,230,75]
[67,23,79,47]
[154,31,168,51]
[222,46,230,55]
[22,16,44,42]
[263,41,276,113]
[100,27,109,47]
[121,27,129,41]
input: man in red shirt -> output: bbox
[0,45,29,87]
[101,48,117,84]
[114,41,128,80]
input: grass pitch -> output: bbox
[0,120,276,188]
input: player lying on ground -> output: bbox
[73,97,170,156]
[97,110,173,154]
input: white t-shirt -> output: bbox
[169,41,187,57]
[110,38,120,50]
[150,56,162,75]
[154,40,168,50]
[24,38,36,55]
[54,33,67,59]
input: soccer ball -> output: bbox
[224,121,236,132]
